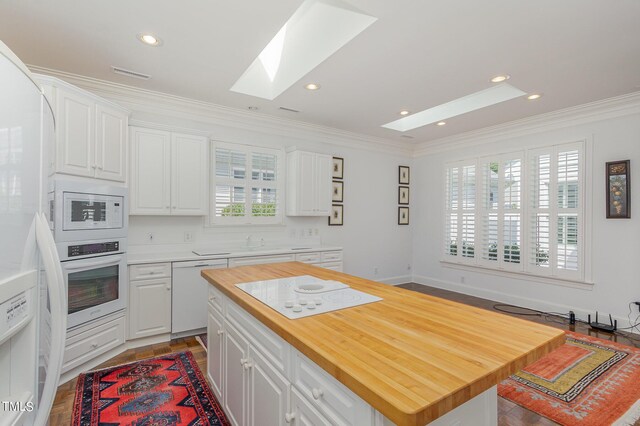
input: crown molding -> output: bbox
[27,65,413,156]
[413,91,640,157]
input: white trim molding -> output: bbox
[27,65,413,156]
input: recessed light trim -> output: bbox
[399,110,410,116]
[305,83,320,91]
[230,0,377,100]
[527,93,542,100]
[137,33,162,46]
[382,83,526,132]
[436,121,446,126]
[490,74,510,83]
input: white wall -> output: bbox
[412,101,640,328]
[122,110,414,283]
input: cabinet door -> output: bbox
[207,307,224,400]
[297,151,317,215]
[171,133,208,215]
[128,278,171,339]
[248,347,290,426]
[289,387,332,426]
[315,154,332,215]
[129,127,171,215]
[95,104,127,182]
[224,321,249,426]
[55,88,94,177]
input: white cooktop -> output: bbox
[235,275,382,319]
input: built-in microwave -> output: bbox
[50,180,128,242]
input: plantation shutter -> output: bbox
[212,143,283,225]
[444,162,476,261]
[527,144,583,280]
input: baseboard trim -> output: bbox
[377,275,412,285]
[411,274,639,335]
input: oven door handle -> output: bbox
[64,255,123,271]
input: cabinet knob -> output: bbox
[243,362,252,370]
[240,358,248,366]
[312,387,324,400]
[166,285,171,291]
[285,412,296,423]
[217,329,224,335]
[92,164,97,169]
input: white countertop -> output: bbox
[127,245,342,265]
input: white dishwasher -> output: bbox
[172,259,227,334]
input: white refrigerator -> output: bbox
[0,41,67,425]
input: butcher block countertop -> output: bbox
[202,262,565,426]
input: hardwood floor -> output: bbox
[50,284,640,426]
[50,337,206,426]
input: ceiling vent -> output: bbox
[111,66,151,80]
[279,106,300,113]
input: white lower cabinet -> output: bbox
[207,305,224,400]
[128,263,172,339]
[208,293,369,426]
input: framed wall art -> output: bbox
[399,166,410,184]
[332,157,344,179]
[329,204,343,226]
[398,186,409,205]
[398,206,409,225]
[332,180,344,202]
[606,160,630,219]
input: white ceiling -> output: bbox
[1,0,639,144]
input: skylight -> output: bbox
[382,84,527,132]
[230,0,377,100]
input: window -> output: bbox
[443,141,585,282]
[210,142,284,225]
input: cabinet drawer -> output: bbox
[130,263,171,280]
[293,351,371,426]
[208,285,224,312]
[321,262,343,272]
[295,252,321,264]
[226,299,289,375]
[321,251,342,262]
[63,316,126,373]
[228,254,295,268]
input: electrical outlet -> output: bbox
[314,228,319,236]
[460,276,465,284]
[374,267,379,275]
[407,264,412,271]
[307,228,313,237]
[184,232,193,242]
[147,233,154,242]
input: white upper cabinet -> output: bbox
[129,127,208,216]
[37,75,129,182]
[286,150,332,216]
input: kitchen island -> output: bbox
[202,262,565,426]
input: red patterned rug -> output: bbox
[72,351,229,425]
[499,331,640,426]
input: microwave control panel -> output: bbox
[68,241,120,257]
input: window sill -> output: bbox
[440,260,594,290]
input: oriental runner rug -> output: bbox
[72,351,229,425]
[499,331,640,426]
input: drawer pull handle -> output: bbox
[217,329,224,335]
[90,342,98,349]
[312,388,324,400]
[285,412,296,423]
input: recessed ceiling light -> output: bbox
[436,121,446,126]
[138,33,162,46]
[490,74,510,83]
[399,110,410,116]
[527,93,542,100]
[305,83,321,91]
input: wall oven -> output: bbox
[59,239,127,329]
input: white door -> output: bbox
[248,347,290,426]
[171,133,208,215]
[128,277,171,339]
[297,152,317,215]
[224,321,249,426]
[56,88,95,177]
[315,154,332,215]
[289,387,332,426]
[207,307,224,400]
[95,104,127,182]
[129,127,171,215]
